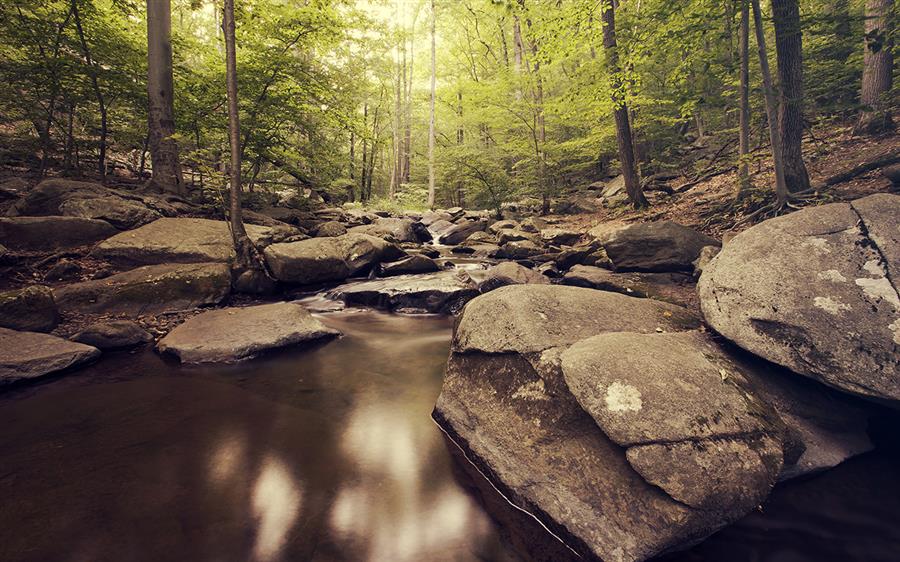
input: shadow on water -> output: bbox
[1,307,899,562]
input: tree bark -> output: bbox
[223,0,256,269]
[752,0,790,205]
[361,102,368,198]
[857,0,894,134]
[602,0,647,209]
[147,0,185,195]
[772,0,810,192]
[738,0,751,198]
[427,0,437,209]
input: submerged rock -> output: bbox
[0,327,99,384]
[264,233,404,285]
[54,262,231,315]
[0,216,117,250]
[699,194,900,405]
[327,270,478,314]
[71,320,153,350]
[157,302,339,363]
[0,285,58,332]
[597,221,720,272]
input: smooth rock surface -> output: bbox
[327,270,478,314]
[439,219,488,245]
[699,194,900,405]
[157,302,339,363]
[378,254,441,276]
[597,221,720,272]
[71,320,153,350]
[0,216,116,250]
[478,262,549,293]
[264,233,404,285]
[0,285,58,332]
[54,262,231,314]
[0,327,100,384]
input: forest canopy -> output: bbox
[0,0,895,213]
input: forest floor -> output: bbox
[556,125,899,239]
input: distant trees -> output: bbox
[146,0,184,195]
[857,0,894,134]
[427,0,436,209]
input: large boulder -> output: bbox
[0,327,100,384]
[54,262,231,315]
[348,217,431,243]
[71,320,153,350]
[94,218,280,264]
[439,219,488,245]
[378,254,441,276]
[597,221,720,272]
[0,216,116,250]
[699,194,900,405]
[478,262,549,293]
[562,265,698,309]
[327,270,478,314]
[539,228,583,246]
[9,179,165,229]
[0,285,59,332]
[263,233,404,285]
[314,220,347,237]
[157,302,339,363]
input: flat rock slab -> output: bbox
[327,271,479,314]
[94,218,277,264]
[0,216,117,251]
[54,262,231,315]
[562,264,698,309]
[71,320,153,350]
[699,193,900,405]
[0,327,100,384]
[0,285,58,332]
[597,220,720,272]
[157,302,340,363]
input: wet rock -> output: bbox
[379,254,441,276]
[94,218,279,265]
[597,221,720,272]
[497,240,544,260]
[157,302,339,363]
[327,270,479,314]
[315,220,348,237]
[349,217,422,243]
[0,327,99,384]
[419,246,441,259]
[439,219,488,245]
[699,194,900,405]
[478,262,549,293]
[54,262,231,315]
[0,285,58,332]
[264,233,404,285]
[0,216,116,250]
[71,320,153,350]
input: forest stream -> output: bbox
[1,293,900,562]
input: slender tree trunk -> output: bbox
[138,129,149,179]
[427,0,437,209]
[404,32,413,184]
[348,131,356,202]
[65,102,77,173]
[857,0,894,134]
[223,0,255,268]
[752,0,790,205]
[401,38,409,183]
[738,0,751,197]
[602,0,647,209]
[361,102,368,198]
[71,0,107,179]
[456,91,465,207]
[146,0,185,195]
[772,0,810,192]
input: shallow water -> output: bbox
[1,306,899,562]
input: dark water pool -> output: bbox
[1,307,899,562]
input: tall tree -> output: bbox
[427,0,436,209]
[752,0,790,205]
[738,0,751,198]
[146,0,185,195]
[772,0,810,192]
[857,0,894,133]
[602,0,647,209]
[71,0,108,178]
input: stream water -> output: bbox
[1,303,899,562]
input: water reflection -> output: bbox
[251,456,303,561]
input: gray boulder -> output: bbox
[439,219,488,245]
[0,285,58,332]
[478,262,549,293]
[562,265,698,308]
[327,270,478,314]
[598,221,720,272]
[315,220,348,237]
[497,240,543,259]
[157,302,339,363]
[349,217,420,242]
[699,194,900,405]
[54,262,231,315]
[264,233,404,285]
[0,327,100,384]
[378,254,441,276]
[539,228,582,246]
[71,320,153,350]
[0,216,116,250]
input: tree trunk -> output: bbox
[752,0,790,205]
[401,37,410,183]
[348,130,356,202]
[738,0,751,197]
[361,102,368,198]
[456,91,465,207]
[602,0,647,209]
[857,0,894,134]
[146,0,185,195]
[427,0,437,209]
[71,0,107,179]
[223,0,256,269]
[772,0,810,192]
